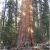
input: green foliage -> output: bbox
[1,0,18,46]
[36,27,43,43]
[36,0,49,43]
[42,1,49,40]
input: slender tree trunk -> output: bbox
[2,0,7,30]
[15,0,18,32]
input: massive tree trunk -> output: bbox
[17,0,37,48]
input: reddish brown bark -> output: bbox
[17,0,37,48]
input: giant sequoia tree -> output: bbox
[17,0,37,48]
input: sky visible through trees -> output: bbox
[0,0,50,18]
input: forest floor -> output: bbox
[0,41,50,50]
